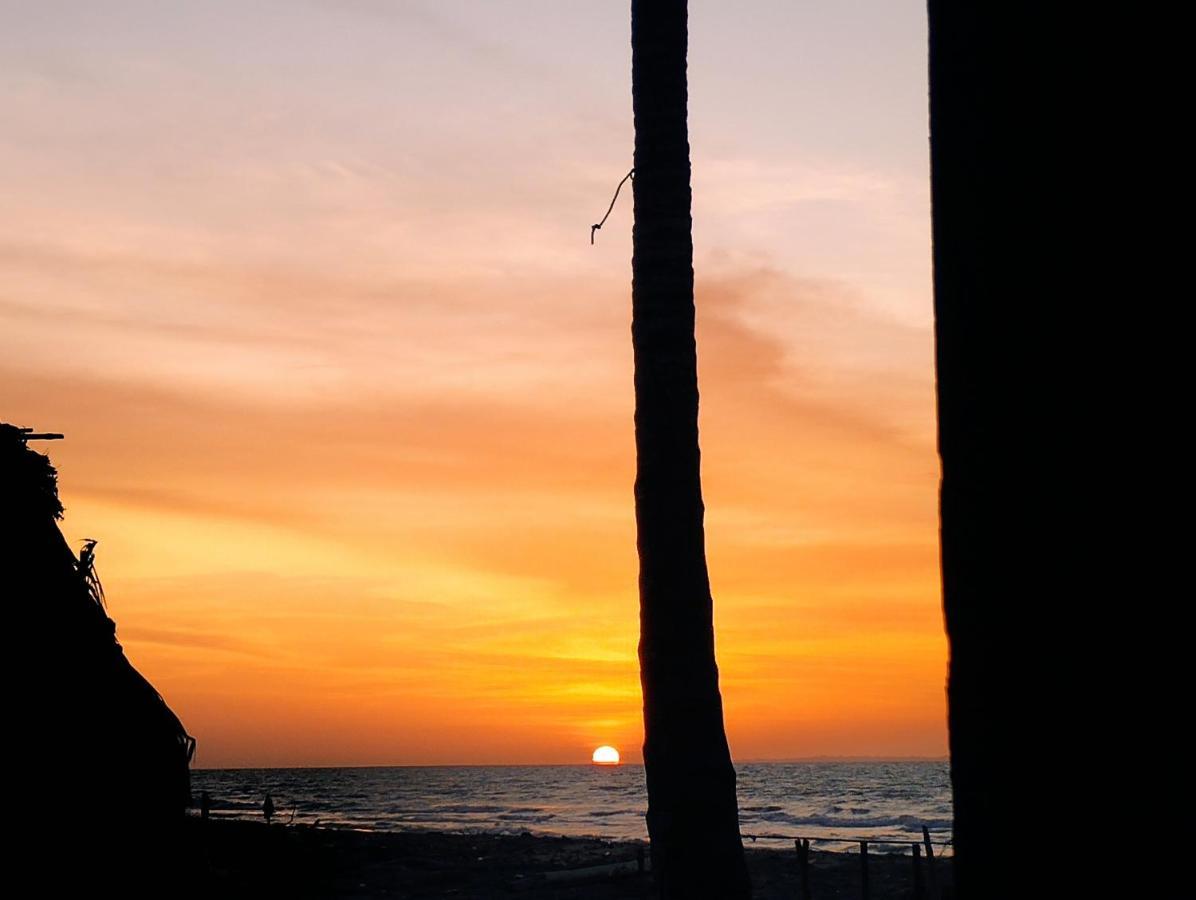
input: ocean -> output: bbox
[192,761,952,852]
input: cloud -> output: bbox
[0,205,939,771]
[118,625,275,658]
[696,157,899,216]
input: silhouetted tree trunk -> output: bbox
[928,5,1097,898]
[631,3,751,897]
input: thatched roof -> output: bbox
[3,422,195,834]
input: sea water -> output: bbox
[192,761,951,851]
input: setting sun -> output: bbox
[591,746,621,766]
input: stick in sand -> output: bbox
[922,826,940,900]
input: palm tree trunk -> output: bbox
[631,3,751,897]
[928,4,1086,897]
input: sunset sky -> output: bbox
[0,1,943,767]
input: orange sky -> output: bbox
[0,1,944,766]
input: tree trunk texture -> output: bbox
[631,3,751,898]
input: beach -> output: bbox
[183,818,951,898]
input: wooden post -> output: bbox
[922,826,940,900]
[912,843,924,899]
[795,838,811,899]
[860,841,870,900]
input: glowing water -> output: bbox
[192,761,951,850]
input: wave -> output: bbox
[741,811,953,832]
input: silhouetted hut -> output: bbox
[2,423,194,885]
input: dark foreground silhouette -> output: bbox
[926,4,1133,898]
[174,818,951,899]
[3,423,194,891]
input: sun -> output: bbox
[591,745,620,765]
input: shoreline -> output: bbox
[183,818,953,898]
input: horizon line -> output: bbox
[193,756,949,772]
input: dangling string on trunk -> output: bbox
[591,169,635,244]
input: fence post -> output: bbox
[912,842,924,899]
[860,841,870,900]
[922,826,940,900]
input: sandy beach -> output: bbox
[183,818,951,898]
